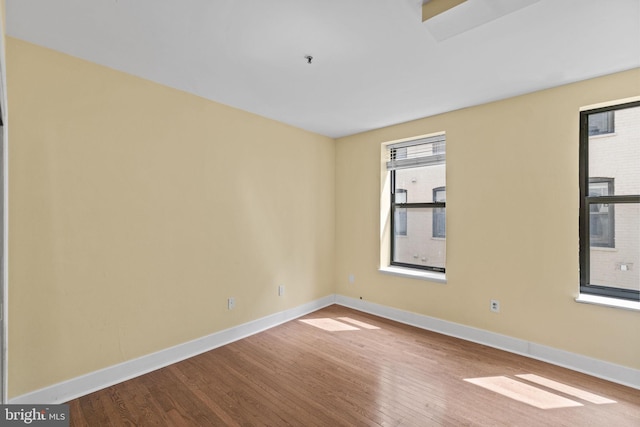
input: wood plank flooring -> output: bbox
[68,305,640,426]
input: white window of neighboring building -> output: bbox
[432,186,446,239]
[588,110,615,136]
[579,101,640,302]
[385,134,446,273]
[394,189,407,236]
[588,178,614,249]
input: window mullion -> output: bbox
[396,202,445,209]
[586,195,640,204]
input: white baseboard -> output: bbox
[10,292,638,404]
[335,295,640,390]
[9,295,336,404]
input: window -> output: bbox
[394,189,407,236]
[579,101,640,301]
[588,111,614,136]
[387,134,446,272]
[432,187,446,238]
[588,179,614,248]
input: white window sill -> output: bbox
[588,132,617,139]
[591,247,617,252]
[379,266,446,283]
[575,294,640,312]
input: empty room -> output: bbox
[1,0,639,426]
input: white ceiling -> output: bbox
[6,0,640,138]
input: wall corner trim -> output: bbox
[9,295,336,404]
[335,295,640,390]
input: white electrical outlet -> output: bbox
[490,299,500,313]
[228,297,235,310]
[278,285,285,296]
[348,274,355,284]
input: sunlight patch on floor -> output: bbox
[337,317,381,329]
[515,374,616,404]
[298,317,381,332]
[299,318,360,331]
[464,376,583,409]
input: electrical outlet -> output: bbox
[348,274,355,284]
[228,297,235,310]
[490,299,500,313]
[278,285,285,296]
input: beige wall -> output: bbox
[7,38,335,398]
[336,68,640,370]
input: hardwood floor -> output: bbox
[68,305,640,426]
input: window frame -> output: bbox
[579,100,640,302]
[387,134,446,274]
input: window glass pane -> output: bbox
[589,203,639,292]
[588,105,640,195]
[394,165,446,203]
[393,207,445,269]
